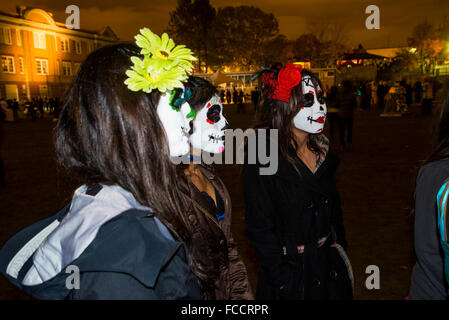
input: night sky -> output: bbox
[3,0,449,48]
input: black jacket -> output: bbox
[242,134,347,299]
[409,159,449,300]
[0,185,200,300]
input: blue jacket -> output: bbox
[0,184,200,300]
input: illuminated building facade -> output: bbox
[0,6,118,101]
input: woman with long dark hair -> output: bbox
[409,93,449,299]
[0,30,210,299]
[178,76,252,299]
[242,64,351,300]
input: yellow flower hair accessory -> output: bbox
[124,28,197,93]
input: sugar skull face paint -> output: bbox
[157,91,193,157]
[293,75,327,134]
[190,94,228,153]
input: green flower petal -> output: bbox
[124,27,197,94]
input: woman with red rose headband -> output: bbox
[242,64,352,300]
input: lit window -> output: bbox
[1,56,15,73]
[61,38,70,52]
[33,32,46,49]
[62,61,72,76]
[74,62,81,74]
[0,27,12,45]
[19,57,24,74]
[36,59,48,75]
[16,29,22,46]
[70,40,82,54]
[75,41,82,54]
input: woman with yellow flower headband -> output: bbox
[0,29,225,300]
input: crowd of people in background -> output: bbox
[351,77,441,115]
[212,76,443,154]
[0,96,61,122]
[217,77,441,115]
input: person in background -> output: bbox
[237,89,245,113]
[0,98,7,122]
[325,85,339,145]
[30,98,37,120]
[370,81,378,109]
[336,81,357,151]
[409,92,449,299]
[12,99,19,120]
[377,81,385,110]
[226,90,231,104]
[414,80,423,104]
[405,80,413,110]
[52,97,61,121]
[38,97,44,119]
[422,78,434,116]
[251,87,260,118]
[361,81,371,110]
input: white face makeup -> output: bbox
[293,75,327,134]
[190,94,228,154]
[157,91,192,157]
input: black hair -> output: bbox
[186,76,218,111]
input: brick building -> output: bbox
[0,6,119,101]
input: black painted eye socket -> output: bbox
[303,93,314,108]
[317,91,325,104]
[207,104,221,123]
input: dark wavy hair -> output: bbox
[256,69,324,172]
[54,43,204,289]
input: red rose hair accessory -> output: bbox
[273,63,303,103]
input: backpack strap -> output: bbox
[437,178,449,245]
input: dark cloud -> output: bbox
[3,0,449,48]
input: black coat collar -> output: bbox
[274,147,340,196]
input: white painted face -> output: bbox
[157,91,193,157]
[190,94,228,153]
[293,75,327,134]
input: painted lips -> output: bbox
[315,116,325,124]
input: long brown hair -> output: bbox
[256,69,324,172]
[54,43,205,287]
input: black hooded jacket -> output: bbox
[0,184,200,300]
[242,132,347,299]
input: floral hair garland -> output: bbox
[124,28,197,93]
